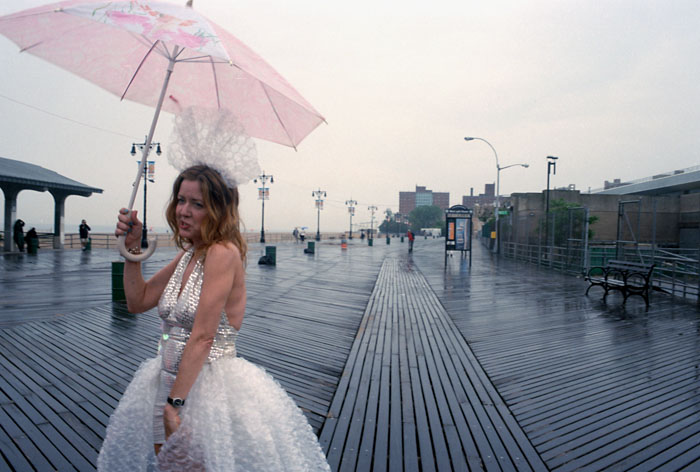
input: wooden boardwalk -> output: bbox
[414,243,700,471]
[1,238,700,470]
[318,255,545,471]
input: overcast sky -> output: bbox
[1,0,699,235]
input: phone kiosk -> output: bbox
[445,205,473,266]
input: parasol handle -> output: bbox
[117,155,158,261]
[118,47,179,262]
[117,232,158,262]
[118,160,158,261]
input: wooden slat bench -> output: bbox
[585,260,655,306]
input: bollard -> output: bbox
[258,245,276,265]
[265,246,276,265]
[112,261,126,301]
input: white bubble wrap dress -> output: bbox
[97,249,331,471]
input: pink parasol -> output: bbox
[0,0,325,260]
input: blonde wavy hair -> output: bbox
[166,165,247,261]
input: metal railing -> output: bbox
[1,231,343,251]
[501,241,589,275]
[590,243,699,302]
[501,239,700,303]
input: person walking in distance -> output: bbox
[79,219,91,250]
[13,219,25,252]
[407,229,415,253]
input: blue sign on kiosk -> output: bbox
[445,205,473,266]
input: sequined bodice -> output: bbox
[157,249,238,373]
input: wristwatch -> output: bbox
[167,396,186,408]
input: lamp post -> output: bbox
[312,188,327,241]
[253,171,273,243]
[368,205,377,243]
[345,199,357,239]
[464,136,528,252]
[545,156,559,249]
[130,136,161,249]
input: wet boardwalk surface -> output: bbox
[414,244,700,471]
[1,238,699,470]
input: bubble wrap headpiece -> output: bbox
[168,106,260,188]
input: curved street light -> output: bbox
[345,199,357,239]
[253,171,273,243]
[545,156,559,249]
[130,136,162,249]
[312,188,327,241]
[464,136,528,252]
[368,205,378,243]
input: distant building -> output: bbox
[399,185,450,215]
[461,183,495,208]
[594,166,700,196]
[604,178,630,190]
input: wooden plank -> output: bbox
[0,407,38,472]
[388,304,403,472]
[397,282,419,471]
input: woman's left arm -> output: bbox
[163,244,241,437]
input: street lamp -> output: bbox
[545,156,559,248]
[368,205,378,242]
[464,137,528,252]
[345,199,357,239]
[312,188,327,241]
[253,172,273,243]
[130,136,162,249]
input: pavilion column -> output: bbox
[2,184,21,252]
[50,190,69,249]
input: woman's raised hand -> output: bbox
[115,208,143,249]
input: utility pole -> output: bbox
[130,136,161,248]
[312,188,327,241]
[254,171,273,243]
[345,199,357,239]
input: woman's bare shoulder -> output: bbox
[206,243,241,265]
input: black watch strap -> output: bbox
[167,396,185,408]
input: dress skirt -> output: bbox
[97,355,331,471]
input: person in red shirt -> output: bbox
[407,229,415,253]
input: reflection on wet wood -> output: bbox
[2,239,700,471]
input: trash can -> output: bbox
[265,245,276,265]
[112,261,126,301]
[386,236,390,245]
[368,238,373,247]
[27,238,39,254]
[304,241,315,254]
[401,236,404,243]
[86,237,92,251]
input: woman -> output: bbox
[99,164,330,471]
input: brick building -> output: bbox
[399,186,450,215]
[461,183,496,208]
